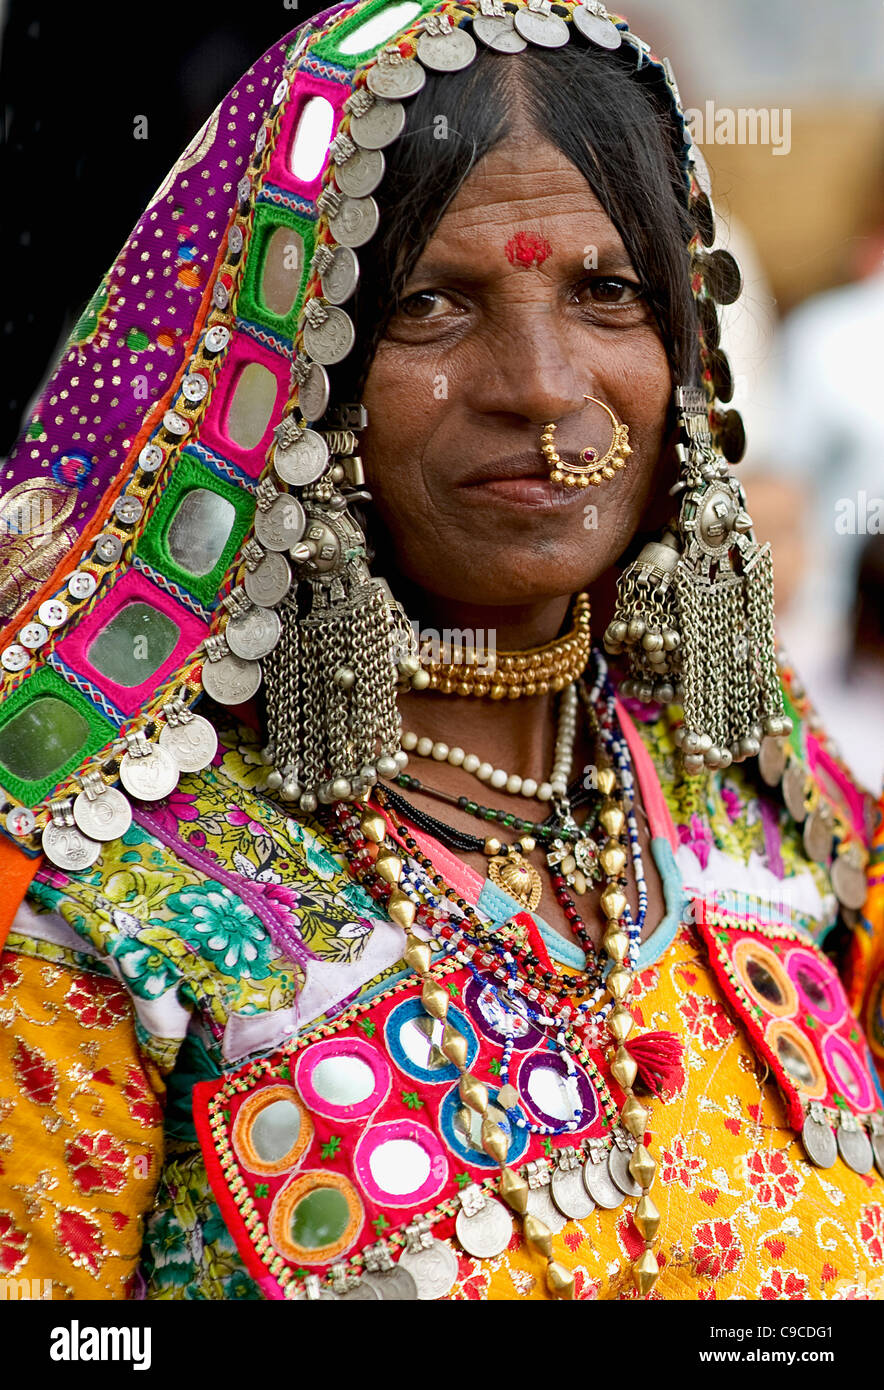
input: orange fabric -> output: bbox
[0,949,164,1298]
[0,844,40,953]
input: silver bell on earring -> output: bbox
[604,385,791,773]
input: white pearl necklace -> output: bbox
[401,683,579,803]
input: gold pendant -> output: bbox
[487,852,543,911]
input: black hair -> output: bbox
[333,36,700,406]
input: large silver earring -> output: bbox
[604,385,791,773]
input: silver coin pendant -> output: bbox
[72,785,133,842]
[42,822,101,871]
[455,1196,513,1258]
[244,552,292,608]
[119,744,180,801]
[550,1164,596,1220]
[225,606,282,662]
[801,1113,837,1168]
[398,1239,459,1300]
[201,652,262,705]
[582,1154,625,1210]
[159,714,219,774]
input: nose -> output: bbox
[467,301,596,428]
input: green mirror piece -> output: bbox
[250,1100,302,1163]
[226,362,277,450]
[87,603,180,687]
[167,489,237,576]
[0,695,90,783]
[290,1186,350,1250]
[261,225,305,318]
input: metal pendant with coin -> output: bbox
[758,735,786,788]
[349,97,407,151]
[801,1102,837,1169]
[321,245,360,304]
[119,733,180,802]
[360,1241,418,1300]
[302,305,356,367]
[582,1140,625,1209]
[295,1273,337,1302]
[513,0,570,48]
[327,1267,378,1301]
[158,702,219,774]
[832,845,869,912]
[472,11,527,51]
[803,805,834,865]
[255,492,307,552]
[455,1181,513,1258]
[73,772,133,842]
[782,760,809,824]
[572,0,622,48]
[244,550,292,608]
[525,1166,567,1234]
[366,48,426,101]
[550,1146,596,1220]
[273,428,329,488]
[295,360,331,421]
[328,195,379,249]
[200,640,263,706]
[416,16,478,71]
[224,604,282,662]
[836,1111,874,1175]
[608,1128,643,1198]
[397,1219,458,1300]
[335,145,385,198]
[42,798,101,871]
[868,1112,884,1179]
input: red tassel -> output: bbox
[625,1030,685,1098]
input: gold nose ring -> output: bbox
[541,396,632,489]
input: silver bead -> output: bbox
[330,777,352,800]
[376,754,398,777]
[266,769,284,791]
[682,731,701,753]
[697,733,713,753]
[398,655,420,677]
[393,750,409,770]
[281,778,301,800]
[683,753,705,775]
[299,791,318,813]
[410,670,431,690]
[360,764,379,784]
[626,618,646,642]
[335,667,356,690]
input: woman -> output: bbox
[1,0,882,1303]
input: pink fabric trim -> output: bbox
[805,731,868,844]
[267,71,351,200]
[380,804,485,905]
[54,568,208,717]
[199,335,289,479]
[614,696,679,851]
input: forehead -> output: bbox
[416,135,623,259]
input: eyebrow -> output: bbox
[402,248,637,285]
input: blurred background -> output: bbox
[2,0,883,786]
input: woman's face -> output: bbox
[360,133,674,609]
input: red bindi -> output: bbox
[504,231,552,268]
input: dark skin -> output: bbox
[360,130,676,951]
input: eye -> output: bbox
[397,289,458,320]
[579,276,643,305]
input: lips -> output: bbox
[459,449,586,488]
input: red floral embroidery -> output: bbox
[121,1067,162,1129]
[55,1208,108,1277]
[616,1208,644,1261]
[562,1228,585,1254]
[764,1237,786,1261]
[65,1131,129,1195]
[659,1136,705,1191]
[12,1038,58,1107]
[858,1202,884,1264]
[0,957,22,994]
[0,1211,29,1275]
[746,1150,802,1212]
[690,1220,744,1280]
[759,1268,809,1300]
[679,992,736,1049]
[573,1267,602,1300]
[63,975,129,1029]
[452,1252,491,1301]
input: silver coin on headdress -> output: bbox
[201,652,262,705]
[328,195,380,249]
[334,1279,378,1301]
[244,551,292,608]
[582,1151,625,1209]
[273,429,330,487]
[608,1144,642,1198]
[297,362,331,422]
[158,714,219,774]
[571,2,622,48]
[782,763,808,824]
[366,55,426,101]
[302,306,356,366]
[350,98,407,150]
[803,808,834,865]
[455,1193,512,1258]
[836,1116,874,1175]
[398,1238,459,1300]
[361,1264,419,1300]
[831,853,868,912]
[225,606,282,662]
[255,494,306,552]
[513,4,570,48]
[72,785,133,841]
[321,245,360,305]
[759,736,786,788]
[472,13,527,51]
[801,1111,837,1169]
[526,1181,567,1234]
[336,145,386,198]
[416,25,478,71]
[119,744,179,801]
[550,1163,596,1220]
[42,821,102,871]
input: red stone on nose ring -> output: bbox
[541,397,631,489]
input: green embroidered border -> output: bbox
[236,206,316,341]
[135,452,256,607]
[0,665,117,807]
[309,0,441,67]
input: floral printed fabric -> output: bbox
[2,691,882,1300]
[0,944,164,1299]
